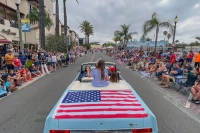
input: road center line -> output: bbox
[90,53,96,62]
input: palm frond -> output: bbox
[79,20,94,36]
[141,20,157,39]
[159,21,174,35]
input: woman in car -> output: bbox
[87,59,109,87]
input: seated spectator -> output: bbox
[148,63,157,77]
[20,66,27,82]
[1,56,7,73]
[30,64,42,76]
[178,56,184,68]
[5,76,18,93]
[191,79,200,104]
[150,57,156,63]
[183,67,198,86]
[0,80,7,98]
[25,68,32,80]
[159,63,183,88]
[8,69,21,86]
[155,62,167,78]
[12,55,22,72]
[196,68,200,75]
[183,63,193,73]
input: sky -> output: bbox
[56,0,200,44]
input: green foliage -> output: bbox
[190,41,200,46]
[83,44,91,50]
[141,12,174,51]
[114,24,137,46]
[195,37,200,41]
[24,43,38,51]
[141,12,174,39]
[26,60,34,69]
[79,20,94,44]
[26,7,53,30]
[143,37,152,41]
[175,40,179,43]
[103,42,115,47]
[163,31,168,36]
[45,34,67,52]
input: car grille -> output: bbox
[71,130,132,133]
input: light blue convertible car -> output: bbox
[44,62,158,133]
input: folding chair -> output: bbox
[175,72,197,95]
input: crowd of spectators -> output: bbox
[0,46,87,98]
[104,48,200,104]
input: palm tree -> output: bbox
[113,36,122,44]
[195,37,200,42]
[63,0,79,51]
[27,7,53,49]
[54,0,60,36]
[114,24,137,49]
[38,0,47,49]
[175,40,179,44]
[79,20,94,44]
[141,12,174,52]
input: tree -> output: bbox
[63,0,79,51]
[141,12,174,52]
[195,37,200,42]
[46,34,67,52]
[38,0,45,49]
[83,44,91,50]
[55,0,60,36]
[113,36,122,44]
[79,20,94,44]
[114,24,137,49]
[27,7,53,49]
[175,40,179,44]
[163,31,168,36]
[145,37,152,41]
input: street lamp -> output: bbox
[14,0,24,54]
[172,15,178,52]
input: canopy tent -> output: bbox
[107,46,114,49]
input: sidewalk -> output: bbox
[0,69,54,100]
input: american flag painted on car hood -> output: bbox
[53,90,148,119]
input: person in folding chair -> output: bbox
[177,66,198,93]
[159,63,183,88]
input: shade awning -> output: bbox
[0,39,12,44]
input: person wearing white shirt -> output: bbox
[52,53,57,71]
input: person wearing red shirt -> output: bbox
[187,51,194,63]
[20,67,28,82]
[12,55,22,71]
[170,52,176,68]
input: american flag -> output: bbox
[53,90,148,119]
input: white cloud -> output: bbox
[56,0,200,44]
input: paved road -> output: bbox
[0,52,199,133]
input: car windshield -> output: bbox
[82,64,114,71]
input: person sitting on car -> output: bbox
[81,66,91,78]
[108,66,115,76]
[87,59,109,87]
[110,72,119,83]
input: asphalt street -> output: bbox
[0,52,200,133]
